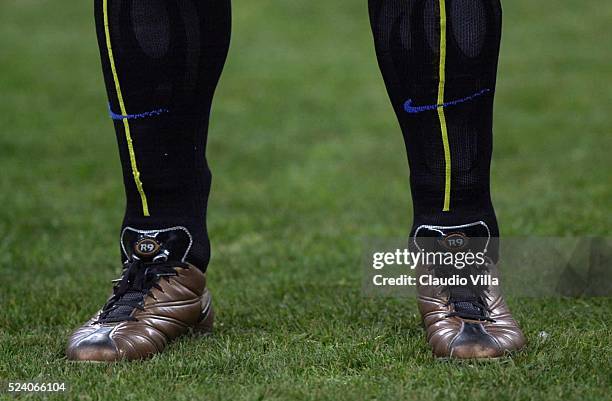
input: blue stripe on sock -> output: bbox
[108,104,170,121]
[404,88,491,114]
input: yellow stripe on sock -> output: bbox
[103,0,150,216]
[437,0,451,212]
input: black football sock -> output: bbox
[369,0,503,249]
[94,0,231,269]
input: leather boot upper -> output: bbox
[66,227,211,362]
[414,222,526,358]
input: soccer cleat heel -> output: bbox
[193,290,214,335]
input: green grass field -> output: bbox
[1,0,611,400]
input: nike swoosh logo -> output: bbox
[403,88,491,114]
[108,103,170,121]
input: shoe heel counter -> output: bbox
[193,290,214,334]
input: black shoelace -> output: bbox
[438,264,495,322]
[96,259,187,324]
[445,286,494,322]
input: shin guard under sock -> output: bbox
[369,0,502,244]
[94,0,231,268]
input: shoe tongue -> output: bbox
[454,300,484,316]
[121,227,192,262]
[449,286,487,318]
[413,221,491,255]
[101,291,144,322]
